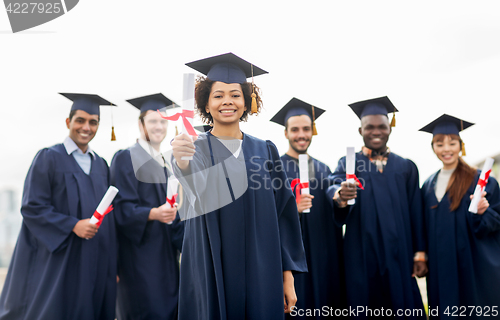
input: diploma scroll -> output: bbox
[346,147,356,205]
[299,154,310,213]
[468,157,494,214]
[157,73,198,162]
[181,73,196,160]
[165,177,179,225]
[90,186,119,226]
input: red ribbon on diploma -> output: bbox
[346,173,364,190]
[93,205,113,227]
[166,193,178,208]
[478,169,491,189]
[157,109,197,136]
[290,178,309,205]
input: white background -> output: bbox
[1,0,500,197]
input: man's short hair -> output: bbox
[69,110,77,121]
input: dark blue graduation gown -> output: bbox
[110,143,184,320]
[281,154,346,319]
[326,152,426,319]
[422,171,500,319]
[173,132,308,320]
[0,144,117,320]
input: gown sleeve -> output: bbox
[21,148,80,253]
[171,147,208,193]
[406,159,426,253]
[171,136,225,220]
[266,141,308,273]
[473,176,500,238]
[110,150,152,245]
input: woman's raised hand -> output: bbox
[172,133,198,170]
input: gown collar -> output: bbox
[63,136,95,159]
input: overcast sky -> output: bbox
[1,0,500,201]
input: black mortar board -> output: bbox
[126,93,178,113]
[419,114,474,136]
[270,97,325,135]
[185,52,268,84]
[60,93,115,116]
[348,96,398,127]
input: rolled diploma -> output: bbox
[181,73,195,160]
[346,147,356,205]
[468,157,494,214]
[166,177,179,225]
[299,154,310,213]
[90,186,119,225]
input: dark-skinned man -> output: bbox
[271,98,346,319]
[326,96,427,319]
[0,93,118,320]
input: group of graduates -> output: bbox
[0,52,499,320]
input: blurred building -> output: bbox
[0,188,22,268]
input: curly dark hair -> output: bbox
[194,76,263,124]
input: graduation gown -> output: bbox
[281,154,346,319]
[326,152,426,319]
[0,144,117,320]
[173,132,308,320]
[110,143,184,320]
[422,171,500,319]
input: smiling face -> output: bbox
[139,110,168,147]
[432,134,461,170]
[66,110,99,152]
[285,115,313,155]
[358,114,391,153]
[206,81,246,127]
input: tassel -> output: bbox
[110,106,116,141]
[311,105,318,135]
[390,112,396,127]
[460,120,465,156]
[175,125,179,136]
[251,92,258,114]
[250,64,258,114]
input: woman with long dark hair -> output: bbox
[420,114,500,319]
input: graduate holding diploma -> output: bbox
[326,96,427,319]
[270,98,346,319]
[110,93,184,320]
[0,93,118,320]
[419,114,500,319]
[171,53,307,320]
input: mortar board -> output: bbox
[348,96,398,127]
[126,93,178,113]
[270,97,325,135]
[60,93,115,116]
